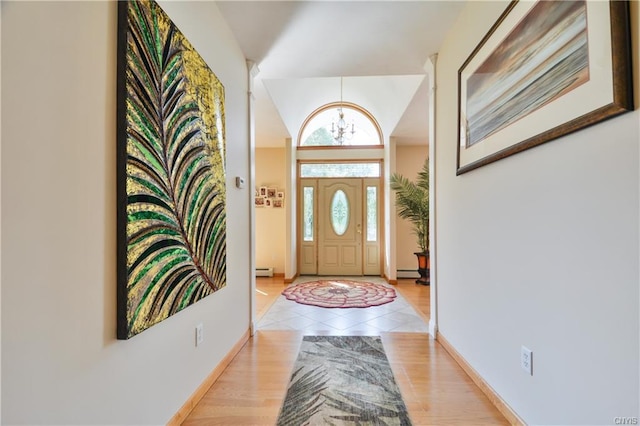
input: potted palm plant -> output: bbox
[390,158,430,285]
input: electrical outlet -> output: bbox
[195,323,204,347]
[521,346,533,375]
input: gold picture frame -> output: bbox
[457,0,633,175]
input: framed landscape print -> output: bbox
[116,0,227,339]
[457,0,633,175]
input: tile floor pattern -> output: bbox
[257,276,429,334]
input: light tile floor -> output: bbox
[257,276,429,335]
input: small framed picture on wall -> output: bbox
[255,196,266,207]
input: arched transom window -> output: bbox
[298,102,382,147]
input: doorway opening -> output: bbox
[298,162,382,276]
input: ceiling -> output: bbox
[216,1,466,147]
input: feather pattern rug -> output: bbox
[277,336,412,426]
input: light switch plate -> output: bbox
[521,346,533,375]
[195,323,204,346]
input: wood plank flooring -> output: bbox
[182,278,508,425]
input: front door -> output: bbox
[318,179,362,275]
[298,177,381,276]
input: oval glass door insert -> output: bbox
[331,189,349,235]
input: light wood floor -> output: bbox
[182,277,508,425]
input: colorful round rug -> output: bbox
[281,280,397,308]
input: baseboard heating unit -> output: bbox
[397,269,420,279]
[256,267,274,277]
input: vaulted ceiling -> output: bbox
[216,1,466,147]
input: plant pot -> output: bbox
[414,251,430,286]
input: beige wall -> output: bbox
[1,2,250,424]
[394,145,429,271]
[435,1,639,423]
[255,148,287,274]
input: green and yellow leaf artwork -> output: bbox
[116,0,226,339]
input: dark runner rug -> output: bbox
[276,336,412,426]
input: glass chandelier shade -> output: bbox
[331,78,355,144]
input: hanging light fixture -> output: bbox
[330,77,355,145]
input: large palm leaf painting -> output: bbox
[116,0,226,339]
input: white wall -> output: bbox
[0,4,3,419]
[255,148,287,274]
[434,1,639,424]
[394,145,428,270]
[1,1,250,424]
[384,138,396,280]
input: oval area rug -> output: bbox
[282,280,396,308]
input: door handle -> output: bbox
[356,223,362,234]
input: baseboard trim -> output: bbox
[284,273,298,284]
[383,273,398,285]
[167,329,251,425]
[436,332,525,426]
[273,272,285,278]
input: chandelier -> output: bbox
[330,77,355,145]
